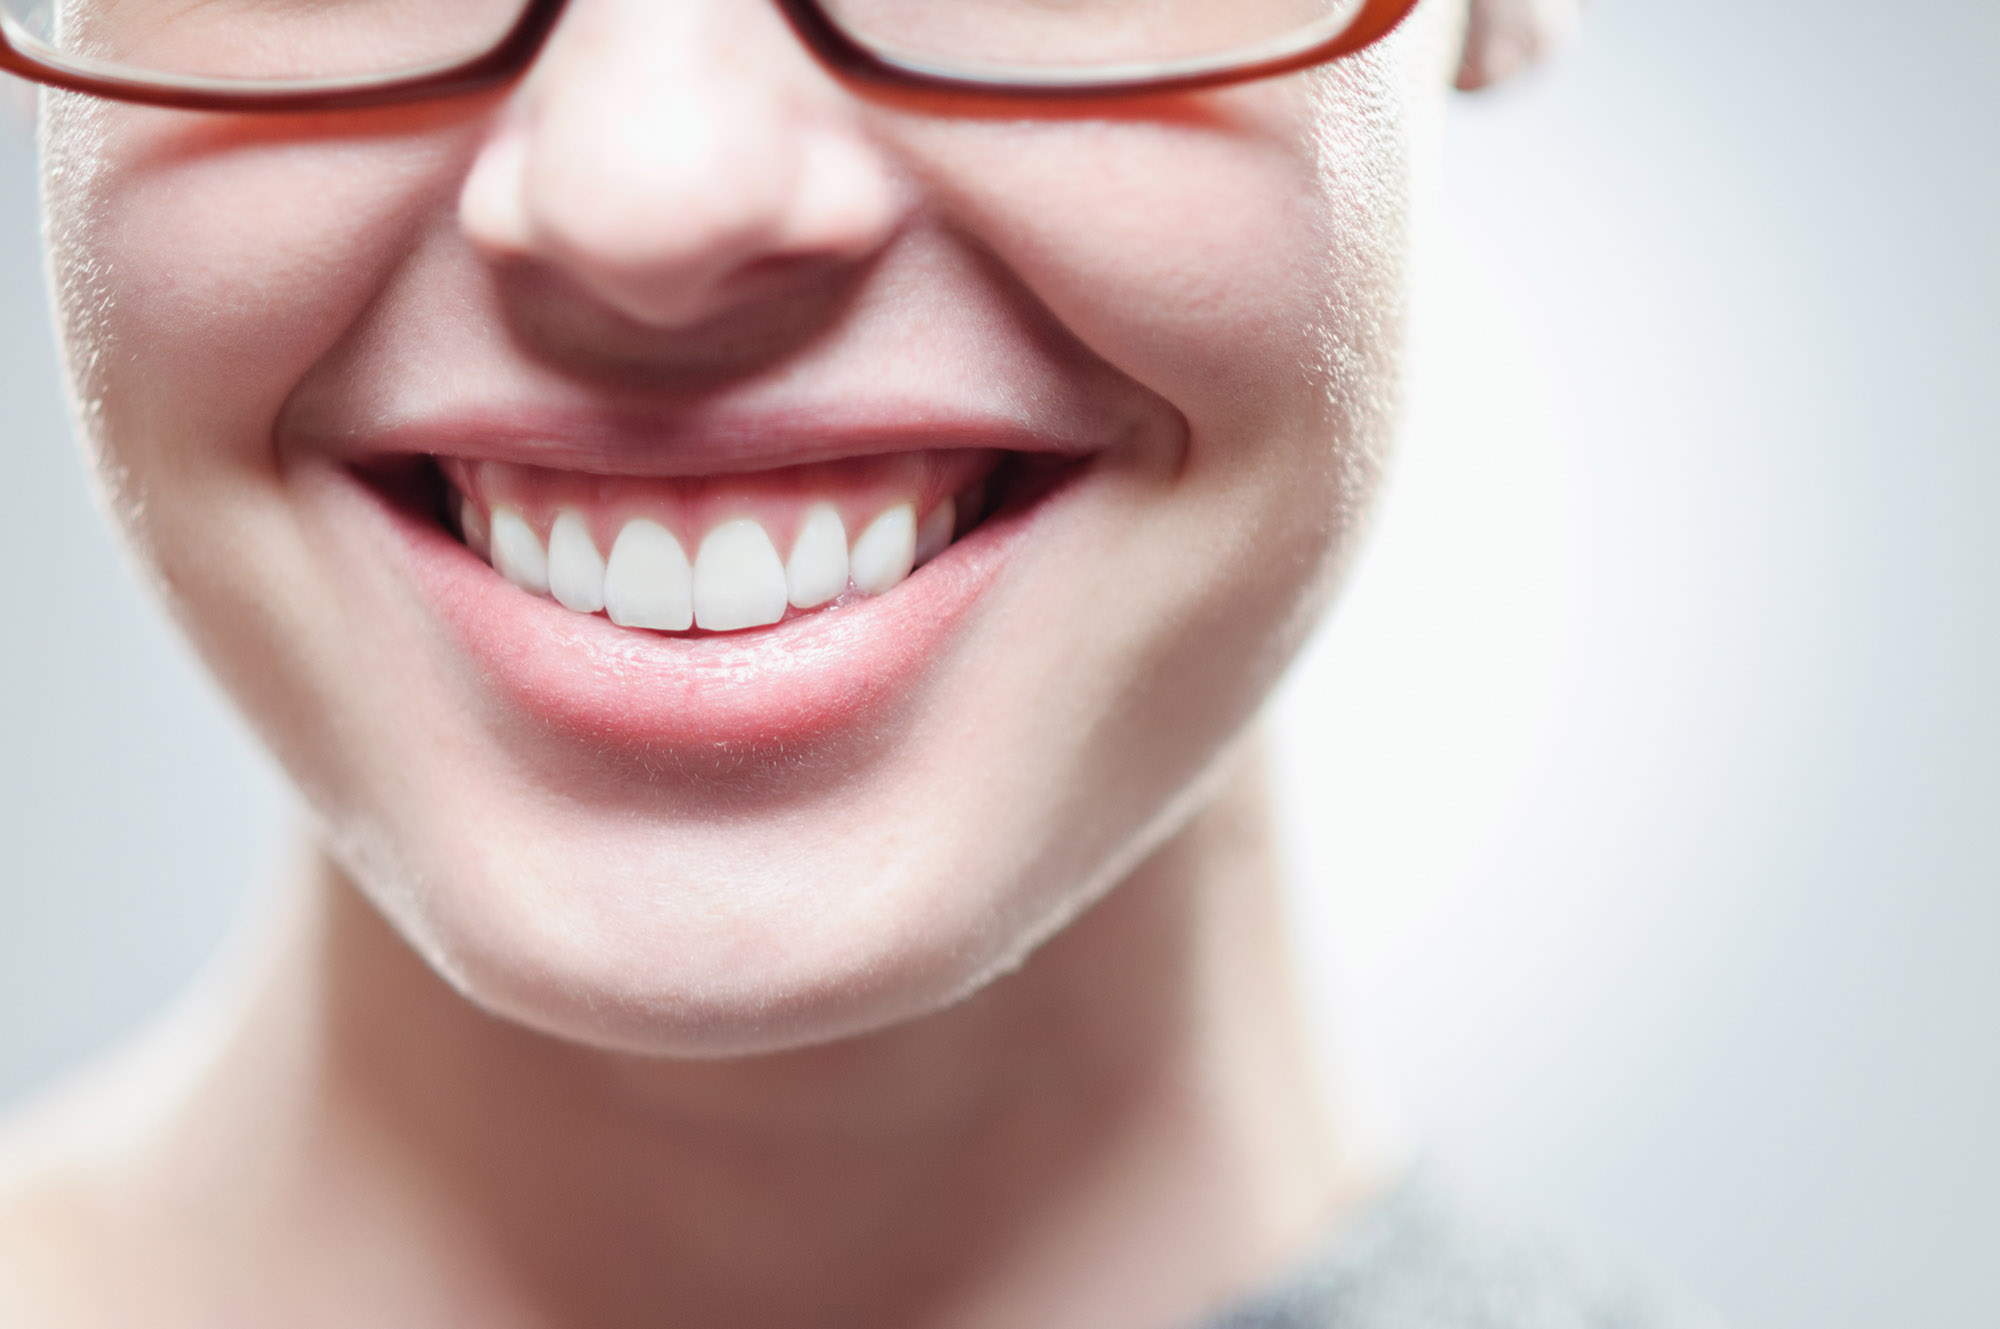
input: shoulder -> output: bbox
[0,1051,199,1328]
[1201,1172,1723,1329]
[0,1102,120,1325]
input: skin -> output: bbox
[0,0,1575,1323]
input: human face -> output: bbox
[40,0,1459,1055]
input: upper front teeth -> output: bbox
[604,519,694,631]
[693,519,790,631]
[785,504,848,610]
[477,500,951,633]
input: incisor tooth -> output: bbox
[548,510,606,613]
[490,508,549,595]
[914,497,955,568]
[786,504,848,609]
[850,504,916,596]
[604,519,693,631]
[694,519,789,631]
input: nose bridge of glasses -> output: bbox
[528,0,826,96]
[509,0,831,212]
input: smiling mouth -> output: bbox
[360,441,1076,641]
[321,420,1110,749]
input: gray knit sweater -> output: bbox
[1191,1174,1721,1329]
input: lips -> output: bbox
[329,430,1085,754]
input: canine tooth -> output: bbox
[459,496,490,561]
[605,519,694,631]
[548,510,606,613]
[490,508,549,595]
[914,497,955,568]
[786,504,848,609]
[694,518,789,631]
[850,504,916,596]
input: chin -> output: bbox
[330,800,1076,1057]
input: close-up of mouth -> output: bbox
[339,429,1098,751]
[434,447,1009,636]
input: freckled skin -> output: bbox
[39,4,1458,1055]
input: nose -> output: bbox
[459,0,905,329]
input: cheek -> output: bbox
[884,90,1419,740]
[903,121,1322,422]
[884,71,1413,439]
[882,69,1418,583]
[44,99,473,497]
[40,100,480,794]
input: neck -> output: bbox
[164,741,1404,1329]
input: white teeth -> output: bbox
[786,504,849,609]
[547,509,606,613]
[850,504,916,596]
[914,497,955,568]
[489,507,549,595]
[604,519,694,631]
[472,490,946,629]
[459,496,490,561]
[693,518,789,631]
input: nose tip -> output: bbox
[459,0,904,329]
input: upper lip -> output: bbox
[283,401,1118,478]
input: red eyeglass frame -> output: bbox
[0,0,1423,111]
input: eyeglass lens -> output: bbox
[0,0,1369,89]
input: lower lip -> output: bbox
[343,464,1043,753]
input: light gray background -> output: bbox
[2,2,1995,1326]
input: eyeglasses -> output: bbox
[0,0,1421,111]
